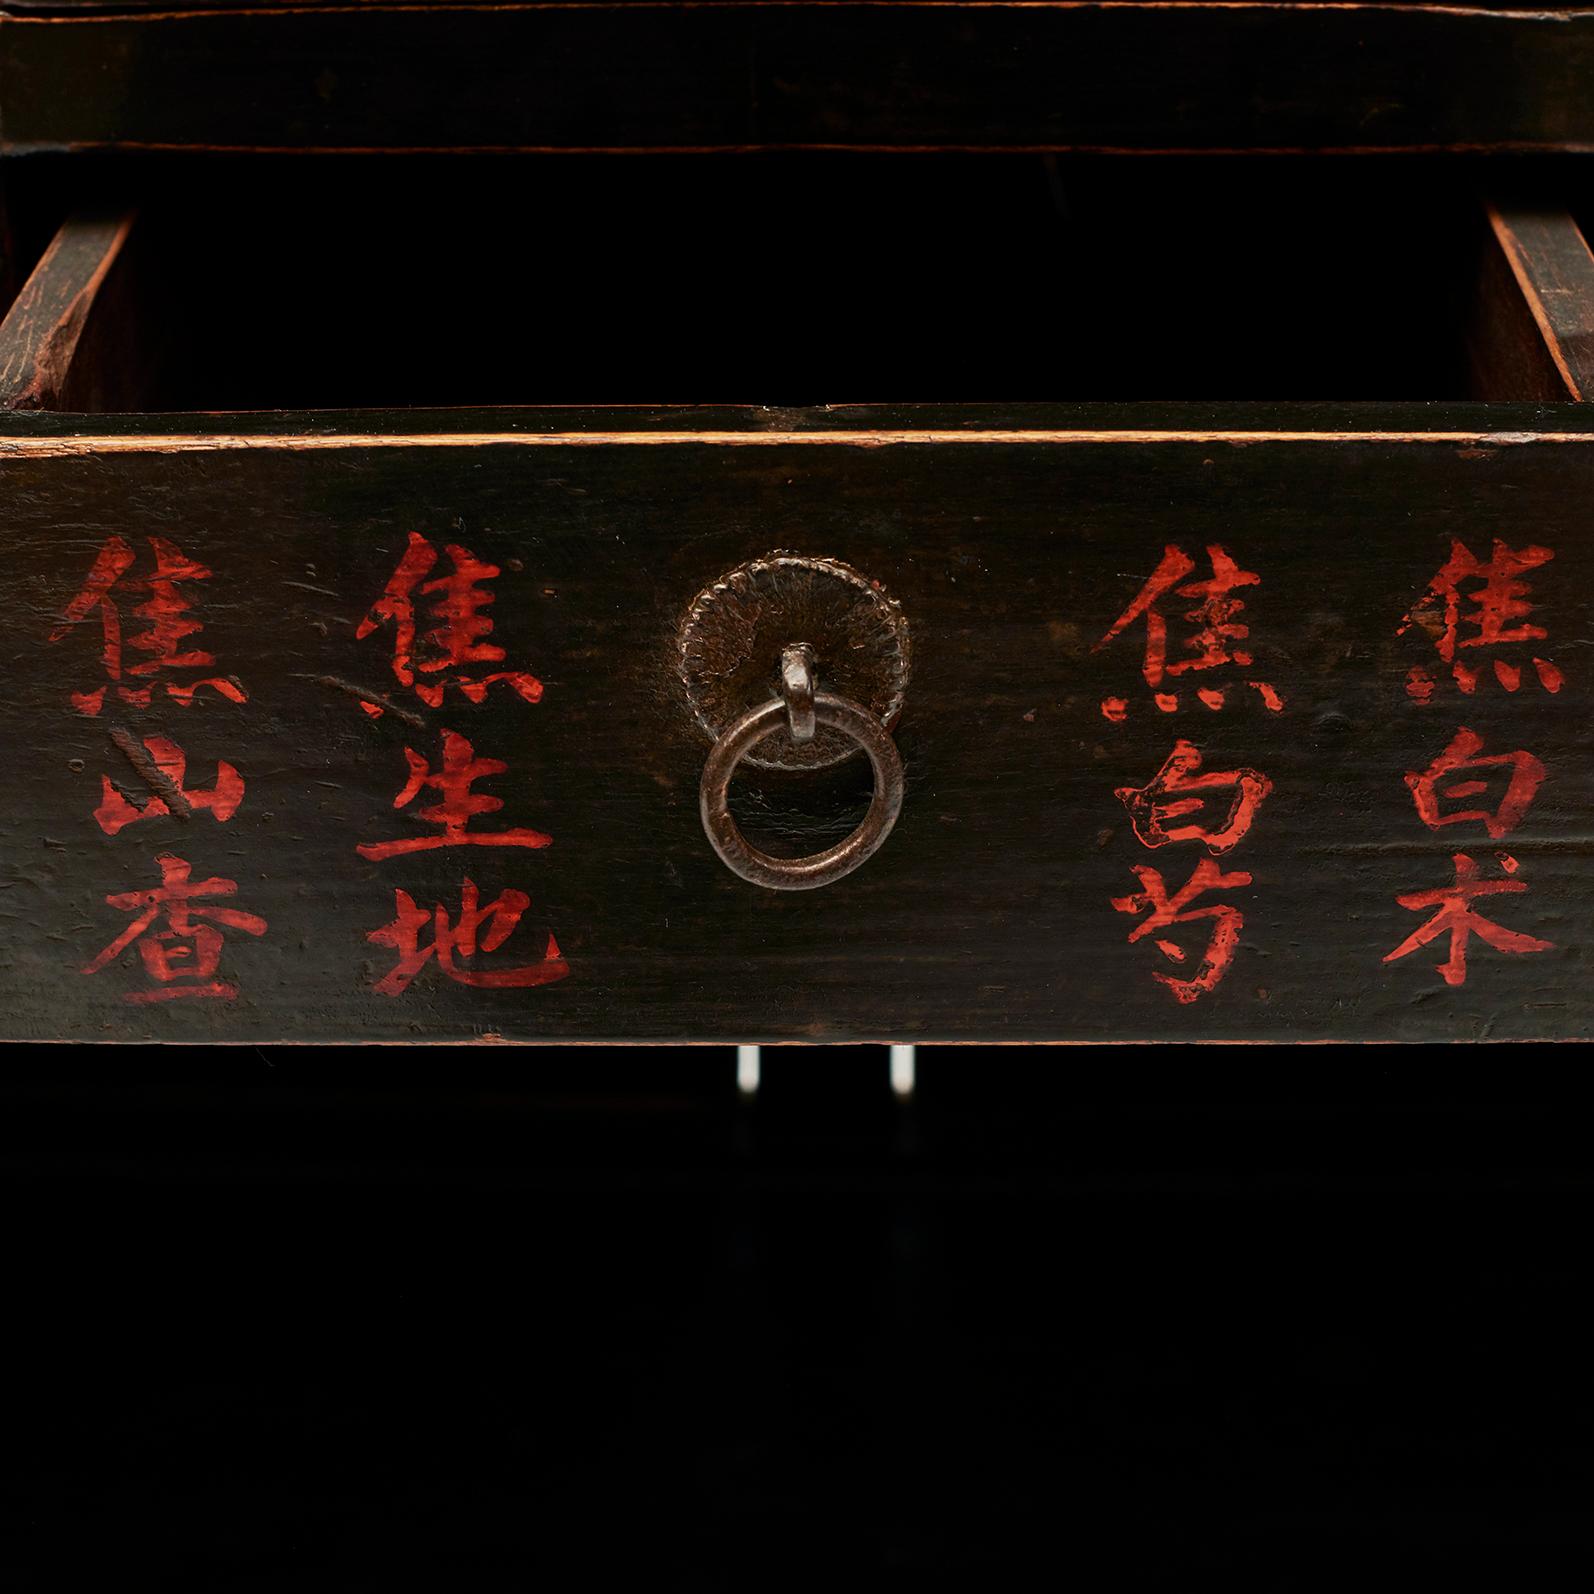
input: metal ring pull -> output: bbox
[700,666,905,891]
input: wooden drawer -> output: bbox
[2,158,1592,1042]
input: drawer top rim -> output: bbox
[5,403,1594,452]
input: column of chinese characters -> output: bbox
[1095,544,1278,1003]
[50,537,265,1002]
[352,533,568,996]
[1387,542,1559,986]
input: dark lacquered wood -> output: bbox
[6,3,1594,154]
[1472,203,1594,402]
[0,204,138,408]
[1468,209,1575,404]
[2,405,1593,1042]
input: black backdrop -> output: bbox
[5,1042,1591,1584]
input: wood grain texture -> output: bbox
[0,1,1564,8]
[0,206,137,409]
[1467,212,1576,403]
[0,406,1590,1043]
[7,399,1594,439]
[6,4,1594,152]
[1476,203,1594,401]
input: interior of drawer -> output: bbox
[2,155,1592,411]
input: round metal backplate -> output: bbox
[678,552,911,771]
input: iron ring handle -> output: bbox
[699,692,905,891]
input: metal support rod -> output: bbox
[890,1044,916,1099]
[737,1043,761,1096]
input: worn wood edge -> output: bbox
[18,142,1594,157]
[1466,201,1582,400]
[6,428,1594,456]
[0,206,136,409]
[5,401,1593,433]
[1468,201,1575,400]
[8,6,1594,157]
[4,1036,1576,1046]
[7,4,1594,19]
[1484,202,1594,401]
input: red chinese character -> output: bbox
[82,853,267,1002]
[1112,857,1253,1003]
[1094,543,1283,718]
[357,728,552,861]
[1384,851,1552,987]
[48,536,247,716]
[1116,739,1272,855]
[356,532,544,712]
[1405,727,1546,841]
[93,735,245,836]
[368,879,570,996]
[1400,539,1564,700]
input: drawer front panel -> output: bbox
[1,428,1590,1041]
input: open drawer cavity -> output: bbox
[3,158,1594,411]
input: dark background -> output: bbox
[5,1042,1590,1585]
